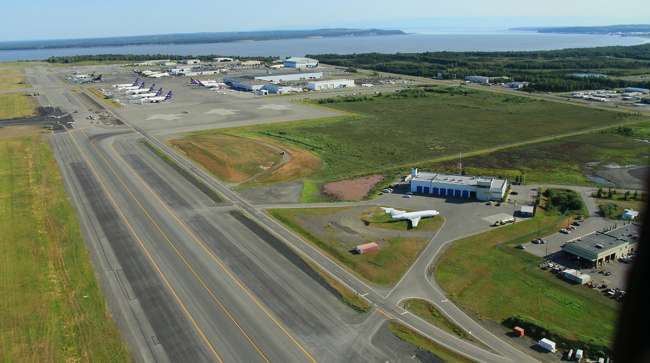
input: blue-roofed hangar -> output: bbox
[408,169,508,201]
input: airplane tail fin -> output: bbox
[149,83,155,91]
[132,78,140,86]
[156,88,163,96]
[165,91,173,100]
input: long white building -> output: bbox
[306,79,356,91]
[409,169,508,201]
[284,57,319,69]
[254,72,322,83]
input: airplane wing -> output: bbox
[409,217,421,228]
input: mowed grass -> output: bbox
[0,93,38,120]
[252,88,644,182]
[268,207,437,286]
[170,132,320,186]
[435,209,618,348]
[402,299,483,346]
[388,322,476,363]
[0,129,131,362]
[427,124,650,185]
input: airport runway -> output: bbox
[28,65,539,362]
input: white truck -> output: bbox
[537,338,557,353]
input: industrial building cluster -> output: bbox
[129,56,357,95]
[563,224,640,268]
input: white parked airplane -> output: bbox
[381,207,439,228]
[140,90,173,104]
[125,83,155,95]
[129,88,162,100]
[113,78,140,89]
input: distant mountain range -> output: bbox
[0,28,405,51]
[512,24,650,36]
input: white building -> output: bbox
[306,79,356,91]
[465,75,491,84]
[255,72,322,83]
[409,169,508,201]
[184,59,201,65]
[262,84,303,94]
[284,57,319,69]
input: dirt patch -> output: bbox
[248,138,321,185]
[323,175,383,201]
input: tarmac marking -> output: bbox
[62,130,225,363]
[99,133,316,363]
[82,130,272,363]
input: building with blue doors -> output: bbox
[408,169,508,201]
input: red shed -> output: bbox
[355,242,380,255]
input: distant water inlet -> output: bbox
[0,32,648,61]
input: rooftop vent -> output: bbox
[595,244,604,249]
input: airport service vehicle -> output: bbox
[113,78,140,89]
[537,338,557,353]
[129,88,163,100]
[140,90,173,104]
[381,207,439,228]
[72,73,102,83]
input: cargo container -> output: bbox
[355,242,379,255]
[513,326,525,337]
[537,338,557,353]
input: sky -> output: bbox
[1,0,649,41]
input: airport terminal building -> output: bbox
[408,169,508,201]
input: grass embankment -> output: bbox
[303,258,370,312]
[402,299,483,346]
[0,129,131,361]
[388,322,476,363]
[268,207,438,286]
[169,131,320,187]
[429,123,650,185]
[87,87,122,108]
[362,207,443,231]
[435,206,618,350]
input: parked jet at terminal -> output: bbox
[129,88,162,100]
[140,90,173,103]
[113,78,140,89]
[381,207,439,228]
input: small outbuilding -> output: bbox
[518,205,535,218]
[622,209,639,220]
[355,242,380,255]
[537,338,557,353]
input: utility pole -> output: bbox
[458,152,463,175]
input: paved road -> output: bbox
[25,65,543,363]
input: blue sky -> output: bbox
[2,0,649,41]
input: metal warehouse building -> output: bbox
[284,57,319,69]
[306,79,356,91]
[563,224,639,267]
[254,72,322,83]
[409,169,508,201]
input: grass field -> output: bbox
[0,128,131,362]
[388,322,476,363]
[427,124,650,185]
[0,67,29,90]
[268,207,438,286]
[434,207,618,349]
[361,207,443,232]
[0,93,37,120]
[174,88,647,198]
[87,87,122,108]
[255,89,644,181]
[402,299,483,346]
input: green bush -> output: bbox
[543,188,585,214]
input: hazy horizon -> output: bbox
[2,0,649,41]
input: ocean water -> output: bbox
[0,32,648,61]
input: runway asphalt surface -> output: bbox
[24,64,544,362]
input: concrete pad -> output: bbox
[483,213,515,225]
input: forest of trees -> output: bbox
[310,43,650,92]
